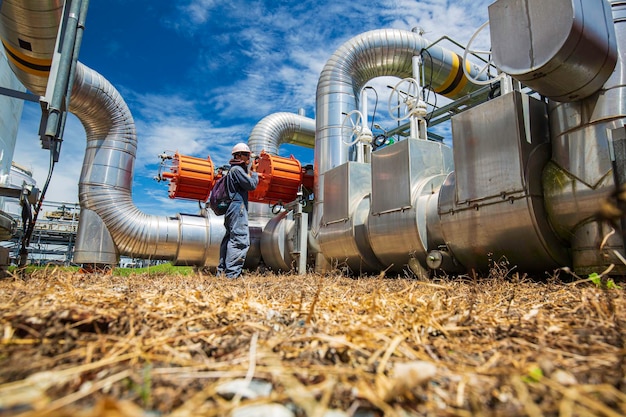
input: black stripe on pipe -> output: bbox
[438,55,465,96]
[1,40,51,72]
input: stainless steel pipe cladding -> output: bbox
[245,218,266,270]
[175,214,219,266]
[367,138,453,273]
[0,0,63,94]
[248,112,315,156]
[260,210,295,271]
[73,208,118,264]
[317,162,382,273]
[542,0,626,274]
[489,0,617,102]
[439,91,569,273]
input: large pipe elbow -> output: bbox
[315,28,484,181]
[71,63,223,266]
[248,112,315,156]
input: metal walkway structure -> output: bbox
[2,201,79,265]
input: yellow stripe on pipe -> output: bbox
[1,39,51,76]
[447,59,473,97]
[434,51,459,95]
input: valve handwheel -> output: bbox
[388,78,420,121]
[462,21,500,86]
[341,110,368,146]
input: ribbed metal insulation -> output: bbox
[247,112,315,156]
[73,63,220,265]
[71,63,182,260]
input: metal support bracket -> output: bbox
[287,187,309,275]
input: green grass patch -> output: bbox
[113,263,195,277]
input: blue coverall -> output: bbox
[217,163,259,278]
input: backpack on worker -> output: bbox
[208,173,231,216]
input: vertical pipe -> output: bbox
[58,0,89,143]
[44,0,84,143]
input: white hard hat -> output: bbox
[231,143,251,155]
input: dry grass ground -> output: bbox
[0,266,625,416]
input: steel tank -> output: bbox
[0,47,25,240]
[0,48,24,185]
[542,0,626,274]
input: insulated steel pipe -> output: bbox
[489,0,617,102]
[0,0,62,94]
[246,111,315,269]
[247,111,315,156]
[313,28,487,269]
[73,63,225,266]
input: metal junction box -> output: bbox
[368,138,453,272]
[319,162,382,273]
[451,90,549,205]
[322,162,371,225]
[371,138,453,215]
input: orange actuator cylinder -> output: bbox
[162,151,312,205]
[250,151,306,205]
[162,152,215,201]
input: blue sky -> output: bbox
[12,0,492,216]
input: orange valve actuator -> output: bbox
[250,151,305,205]
[161,152,215,201]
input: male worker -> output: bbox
[217,143,259,278]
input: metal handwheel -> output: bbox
[462,21,500,85]
[388,78,420,121]
[341,110,368,146]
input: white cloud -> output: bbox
[176,0,493,126]
[180,0,219,25]
[380,0,492,49]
